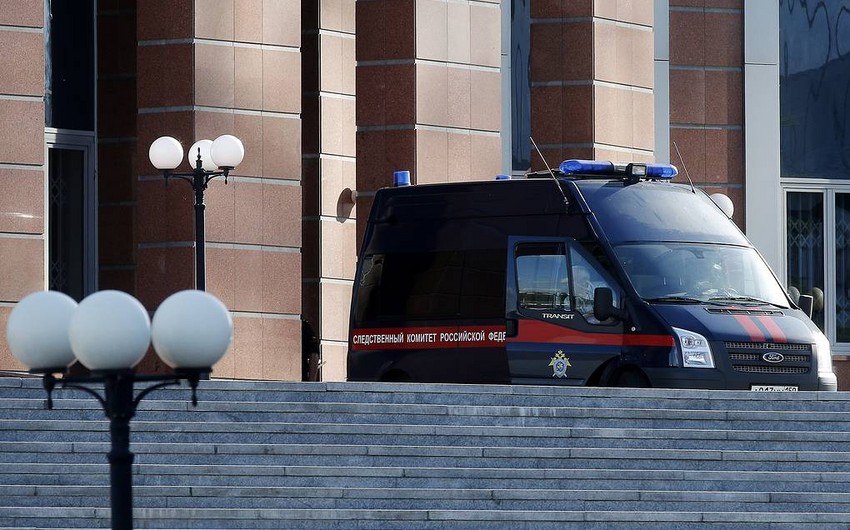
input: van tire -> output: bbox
[611,368,650,388]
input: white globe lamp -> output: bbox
[210,134,245,169]
[151,290,233,369]
[69,291,152,371]
[6,291,78,371]
[148,136,184,171]
[187,139,217,171]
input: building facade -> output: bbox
[1,0,846,386]
[777,0,850,384]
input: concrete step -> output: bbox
[4,428,850,462]
[3,507,850,530]
[5,411,850,437]
[5,484,850,503]
[4,485,850,513]
[3,377,849,412]
[6,447,850,473]
[5,399,850,436]
[140,490,850,513]
[5,462,850,493]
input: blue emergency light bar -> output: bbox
[559,159,678,180]
[393,170,411,187]
[560,159,614,174]
[645,163,678,178]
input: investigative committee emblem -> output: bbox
[548,350,572,378]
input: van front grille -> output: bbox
[724,342,812,376]
[733,365,808,374]
[725,342,811,351]
[728,353,809,363]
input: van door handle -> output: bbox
[506,319,518,338]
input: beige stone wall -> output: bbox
[530,0,655,167]
[0,1,45,372]
[669,0,745,227]
[136,1,303,379]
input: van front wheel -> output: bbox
[611,368,650,388]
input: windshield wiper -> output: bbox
[707,296,786,308]
[644,296,704,304]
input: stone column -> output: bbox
[669,1,745,226]
[98,2,138,295]
[530,1,655,166]
[136,1,303,379]
[355,0,502,229]
[302,0,357,381]
[0,2,45,370]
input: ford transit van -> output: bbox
[347,161,838,390]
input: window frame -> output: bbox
[515,242,571,312]
[45,128,97,299]
[511,238,622,325]
[783,181,850,356]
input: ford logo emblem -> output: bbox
[763,352,784,363]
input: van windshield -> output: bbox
[614,243,790,307]
[574,180,750,245]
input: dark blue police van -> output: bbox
[348,160,838,390]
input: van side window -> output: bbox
[355,250,506,322]
[354,254,385,321]
[355,252,462,321]
[516,243,571,311]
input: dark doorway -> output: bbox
[48,147,86,301]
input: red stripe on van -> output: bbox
[513,320,674,347]
[733,315,766,342]
[756,316,787,343]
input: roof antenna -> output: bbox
[530,136,569,209]
[673,141,696,194]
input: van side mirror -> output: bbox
[593,287,627,322]
[798,294,814,318]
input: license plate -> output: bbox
[750,385,799,392]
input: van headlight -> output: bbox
[673,327,715,369]
[814,331,833,373]
[814,332,838,390]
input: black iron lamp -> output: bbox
[148,134,245,290]
[6,289,233,530]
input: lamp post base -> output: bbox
[35,368,211,530]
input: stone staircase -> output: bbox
[0,377,849,529]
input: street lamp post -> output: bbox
[5,289,233,530]
[148,135,245,290]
